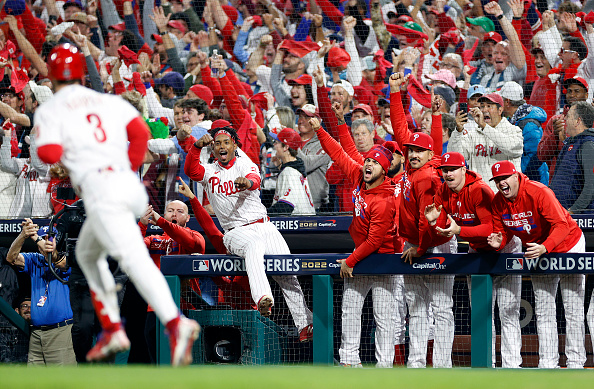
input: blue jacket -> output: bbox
[513,105,549,185]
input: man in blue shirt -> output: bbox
[6,219,76,365]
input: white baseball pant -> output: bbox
[403,237,457,368]
[392,275,407,347]
[75,170,179,328]
[468,236,523,368]
[223,221,312,331]
[339,275,395,368]
[531,233,586,369]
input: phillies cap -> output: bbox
[272,128,302,150]
[467,84,486,99]
[425,69,456,89]
[404,132,433,151]
[490,160,517,180]
[212,119,232,130]
[499,81,524,101]
[296,104,321,118]
[383,140,403,156]
[352,104,373,117]
[483,31,502,44]
[440,152,465,168]
[364,144,394,174]
[168,20,187,34]
[287,74,313,86]
[331,80,354,97]
[564,76,589,91]
[108,22,126,31]
[478,93,504,107]
[151,33,163,44]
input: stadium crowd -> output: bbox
[0,0,592,368]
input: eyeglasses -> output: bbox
[19,303,30,309]
[559,47,577,55]
[1,93,16,99]
[440,62,460,70]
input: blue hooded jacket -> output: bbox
[511,105,549,185]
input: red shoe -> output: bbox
[168,317,200,367]
[299,324,313,342]
[257,295,273,317]
[86,328,130,362]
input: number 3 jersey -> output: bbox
[33,84,140,186]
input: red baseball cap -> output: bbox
[287,74,313,86]
[564,76,589,91]
[440,152,465,168]
[212,119,232,130]
[397,15,414,23]
[273,128,302,150]
[109,22,126,31]
[490,160,517,180]
[364,144,394,174]
[478,93,504,107]
[151,33,163,44]
[188,84,214,107]
[483,31,502,44]
[168,20,187,34]
[404,132,433,151]
[383,140,403,156]
[352,104,373,117]
[327,46,351,69]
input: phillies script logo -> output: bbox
[475,144,502,157]
[413,133,419,142]
[444,153,451,163]
[412,256,447,271]
[208,176,240,195]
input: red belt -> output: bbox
[229,217,269,231]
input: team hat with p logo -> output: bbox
[490,160,517,181]
[404,132,433,151]
[271,128,302,150]
[440,152,465,168]
[364,144,394,174]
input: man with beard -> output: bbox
[478,2,526,91]
[487,160,586,369]
[310,115,396,368]
[425,152,523,368]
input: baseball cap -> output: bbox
[564,76,589,91]
[466,16,495,33]
[287,74,313,86]
[62,0,83,10]
[4,0,26,15]
[490,160,517,181]
[37,225,58,238]
[151,33,163,44]
[440,152,465,168]
[467,85,486,99]
[383,140,403,156]
[28,81,53,105]
[188,84,214,107]
[331,80,354,97]
[478,93,504,107]
[168,20,187,34]
[425,69,456,89]
[397,15,414,23]
[272,128,302,150]
[403,21,423,33]
[404,132,433,151]
[499,82,524,101]
[433,85,456,108]
[352,104,373,117]
[296,104,321,119]
[483,31,502,44]
[154,72,185,93]
[327,46,351,69]
[109,22,126,31]
[377,97,390,107]
[67,11,87,24]
[364,144,394,174]
[361,56,376,71]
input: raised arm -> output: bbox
[484,1,526,70]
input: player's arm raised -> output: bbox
[184,134,212,182]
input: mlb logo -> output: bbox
[506,258,523,270]
[193,259,210,272]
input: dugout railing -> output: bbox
[160,252,594,368]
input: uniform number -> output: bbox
[86,114,107,143]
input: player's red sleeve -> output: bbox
[184,144,206,181]
[245,173,261,190]
[538,189,572,252]
[430,113,443,155]
[37,144,63,164]
[417,174,440,255]
[491,198,509,249]
[390,91,412,151]
[345,199,396,267]
[189,196,226,254]
[459,185,494,241]
[138,221,148,236]
[338,123,363,164]
[316,127,362,184]
[156,217,206,254]
[317,86,340,139]
[126,116,150,171]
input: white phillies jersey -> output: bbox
[33,85,140,186]
[272,166,315,216]
[200,155,267,231]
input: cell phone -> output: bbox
[459,103,468,114]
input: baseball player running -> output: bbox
[425,152,522,368]
[487,160,586,369]
[33,44,200,366]
[184,125,313,342]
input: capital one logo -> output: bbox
[413,134,419,142]
[494,163,500,172]
[444,154,450,162]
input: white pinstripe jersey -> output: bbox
[200,155,267,231]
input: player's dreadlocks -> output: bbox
[209,126,243,149]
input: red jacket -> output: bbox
[432,170,494,251]
[529,75,556,128]
[317,127,396,268]
[537,113,563,183]
[492,173,582,252]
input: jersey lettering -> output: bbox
[86,114,107,143]
[208,176,240,196]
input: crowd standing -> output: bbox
[0,0,591,368]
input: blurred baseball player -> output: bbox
[312,116,397,368]
[390,73,457,368]
[487,160,586,369]
[33,44,200,366]
[184,125,314,342]
[425,152,522,368]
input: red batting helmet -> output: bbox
[47,43,85,82]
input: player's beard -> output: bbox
[388,161,402,177]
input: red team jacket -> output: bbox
[432,170,495,251]
[492,173,582,252]
[316,127,396,268]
